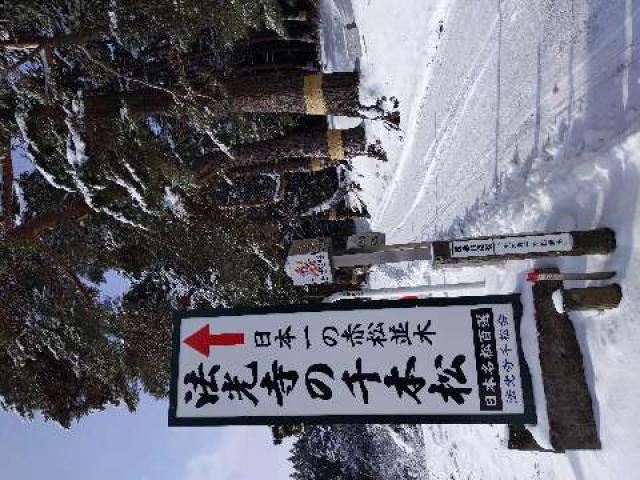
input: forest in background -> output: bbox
[0,0,387,424]
[0,2,418,477]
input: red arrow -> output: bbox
[183,324,245,357]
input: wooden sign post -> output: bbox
[284,228,617,287]
[431,228,615,266]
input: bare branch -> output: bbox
[38,239,96,303]
[8,199,89,241]
[0,27,102,50]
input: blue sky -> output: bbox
[0,395,293,480]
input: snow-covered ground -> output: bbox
[322,0,640,478]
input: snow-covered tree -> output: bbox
[289,424,427,480]
[0,0,333,427]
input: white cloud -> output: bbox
[184,427,293,480]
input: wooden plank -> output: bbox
[532,268,601,451]
[433,228,616,266]
[565,284,622,311]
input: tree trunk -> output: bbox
[197,119,367,182]
[84,72,361,118]
[84,89,176,118]
[7,199,89,242]
[226,157,340,178]
[224,71,359,116]
[231,39,319,74]
[234,31,317,47]
[0,27,101,49]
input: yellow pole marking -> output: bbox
[310,158,324,172]
[303,74,327,115]
[326,129,345,160]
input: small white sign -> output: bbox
[285,238,333,286]
[451,233,574,258]
[346,232,386,251]
[169,296,534,426]
[494,233,573,255]
[451,239,496,257]
[285,251,333,286]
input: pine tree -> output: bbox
[197,117,371,181]
[0,0,369,427]
[289,424,427,480]
[0,237,137,427]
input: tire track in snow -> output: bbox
[398,0,640,237]
[372,0,454,226]
[382,12,502,234]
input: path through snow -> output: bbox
[322,0,640,478]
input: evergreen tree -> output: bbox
[289,424,427,480]
[0,0,316,426]
[0,239,137,427]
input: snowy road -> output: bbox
[323,0,640,478]
[355,0,640,242]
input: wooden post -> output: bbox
[197,119,369,182]
[508,425,551,452]
[432,228,616,266]
[331,246,433,268]
[532,268,601,451]
[85,72,362,118]
[565,284,622,311]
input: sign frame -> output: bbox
[168,295,536,427]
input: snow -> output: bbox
[122,161,146,191]
[163,186,186,218]
[5,140,35,224]
[64,91,88,167]
[147,118,163,137]
[152,268,219,309]
[100,207,148,230]
[250,243,280,273]
[552,289,565,314]
[108,0,121,45]
[384,424,414,455]
[320,0,640,477]
[261,172,283,202]
[110,175,152,214]
[300,185,345,217]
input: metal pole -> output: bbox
[322,281,486,303]
[332,245,433,268]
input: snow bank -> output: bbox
[321,0,640,477]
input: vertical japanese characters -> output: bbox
[172,300,531,424]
